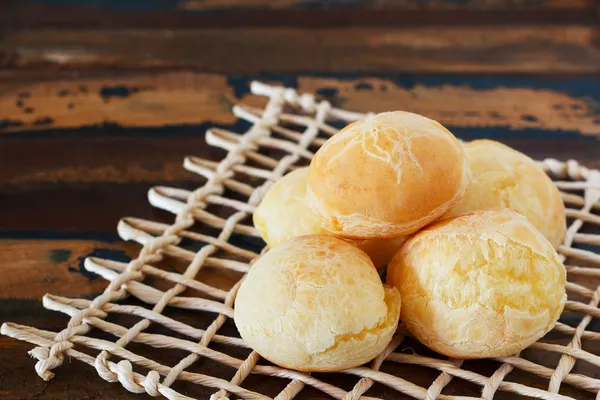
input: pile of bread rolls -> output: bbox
[234,111,567,371]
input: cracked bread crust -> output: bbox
[307,111,470,239]
[445,139,566,249]
[234,235,401,372]
[253,167,405,269]
[387,210,566,359]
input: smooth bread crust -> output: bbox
[445,139,566,249]
[307,111,470,239]
[234,235,401,372]
[253,167,405,269]
[253,168,329,247]
[387,210,566,359]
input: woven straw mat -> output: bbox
[2,81,600,400]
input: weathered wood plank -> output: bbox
[6,0,595,12]
[0,240,137,299]
[1,1,597,30]
[180,0,596,10]
[2,72,600,138]
[0,182,193,233]
[297,76,600,137]
[0,72,238,132]
[0,134,221,186]
[0,238,246,301]
[3,26,600,73]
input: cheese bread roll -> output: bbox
[254,167,405,269]
[235,235,401,371]
[387,210,566,359]
[446,139,565,249]
[308,111,469,239]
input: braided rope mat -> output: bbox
[3,81,600,400]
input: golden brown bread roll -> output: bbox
[253,167,405,269]
[307,111,470,239]
[445,139,566,249]
[234,235,401,372]
[387,209,566,359]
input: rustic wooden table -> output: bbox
[2,1,600,399]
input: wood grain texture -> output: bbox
[0,72,238,132]
[3,26,600,73]
[2,128,600,189]
[0,134,222,186]
[180,0,595,10]
[2,72,600,138]
[0,182,194,233]
[2,1,597,30]
[295,76,600,136]
[1,0,600,396]
[0,237,249,301]
[7,0,595,11]
[0,240,137,299]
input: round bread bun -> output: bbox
[307,111,470,239]
[253,167,405,269]
[234,235,401,372]
[445,139,566,249]
[253,168,330,246]
[387,210,566,359]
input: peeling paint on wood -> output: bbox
[0,73,237,132]
[3,72,600,137]
[295,76,600,136]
